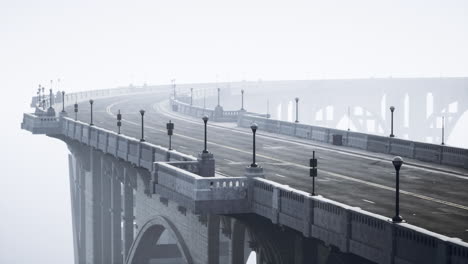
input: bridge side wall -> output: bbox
[238,114,468,169]
[250,177,468,264]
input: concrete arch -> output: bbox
[126,215,194,264]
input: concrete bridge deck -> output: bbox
[65,93,468,242]
[21,85,468,264]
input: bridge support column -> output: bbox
[111,162,123,264]
[123,166,135,261]
[90,148,103,263]
[101,156,112,263]
[68,154,80,264]
[74,144,88,264]
[207,215,220,264]
[231,220,246,264]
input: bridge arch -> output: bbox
[126,215,194,264]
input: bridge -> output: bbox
[21,79,468,264]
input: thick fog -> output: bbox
[1,0,467,263]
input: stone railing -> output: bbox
[238,114,468,169]
[170,97,269,122]
[251,177,468,264]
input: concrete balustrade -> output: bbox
[239,114,468,169]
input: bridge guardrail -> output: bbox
[238,114,468,169]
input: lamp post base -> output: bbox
[392,215,404,223]
[390,134,395,138]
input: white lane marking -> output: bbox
[179,145,187,149]
[155,101,468,180]
[105,99,468,211]
[275,174,286,178]
[223,159,243,165]
[363,199,376,204]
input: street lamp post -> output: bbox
[392,156,404,223]
[241,89,245,110]
[202,116,209,153]
[140,110,145,142]
[441,116,445,145]
[390,106,395,137]
[61,91,65,112]
[117,110,122,134]
[89,99,94,126]
[217,88,221,106]
[347,106,351,131]
[250,123,258,167]
[37,85,41,107]
[267,99,270,118]
[49,89,53,109]
[295,97,299,123]
[167,120,174,150]
[190,88,193,106]
[172,79,176,99]
[203,89,206,110]
[42,86,46,109]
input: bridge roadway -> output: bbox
[67,93,468,242]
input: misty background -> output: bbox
[1,0,467,263]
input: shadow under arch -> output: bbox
[126,215,194,264]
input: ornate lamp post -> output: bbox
[441,116,445,145]
[295,97,299,123]
[89,99,94,126]
[190,88,193,106]
[241,89,245,110]
[139,110,145,142]
[49,89,53,109]
[250,123,258,167]
[392,156,404,223]
[61,91,66,112]
[389,106,395,137]
[202,116,209,153]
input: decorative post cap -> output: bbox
[89,99,94,104]
[390,106,395,112]
[140,109,145,116]
[251,123,258,132]
[295,97,299,102]
[392,156,403,170]
[202,115,209,123]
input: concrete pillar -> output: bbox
[231,220,246,264]
[91,148,103,263]
[123,167,135,261]
[207,215,220,264]
[111,163,123,264]
[77,147,88,264]
[101,157,112,263]
[68,154,80,264]
[198,152,215,177]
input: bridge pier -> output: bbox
[110,161,123,264]
[90,148,103,263]
[101,156,112,263]
[231,220,246,264]
[207,215,220,264]
[123,166,135,261]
